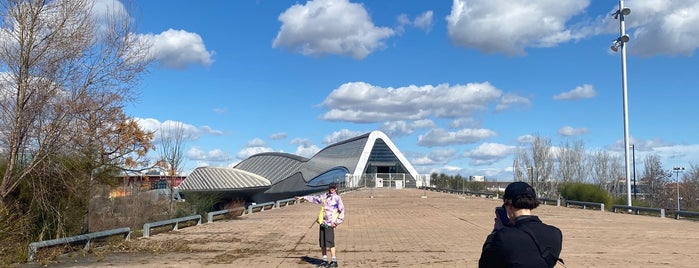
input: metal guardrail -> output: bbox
[26,191,328,261]
[565,200,605,211]
[142,214,201,237]
[275,197,298,208]
[539,197,560,206]
[247,201,275,214]
[675,210,699,220]
[207,207,246,223]
[28,227,131,262]
[612,205,665,218]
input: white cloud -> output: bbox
[553,84,596,100]
[273,0,395,59]
[450,118,478,129]
[270,132,288,140]
[138,29,214,69]
[135,118,223,142]
[246,138,267,147]
[187,147,231,162]
[414,11,434,32]
[496,93,531,112]
[517,134,535,144]
[618,1,699,57]
[380,119,435,137]
[236,138,274,160]
[321,81,503,123]
[411,148,458,166]
[323,129,364,144]
[417,128,497,147]
[464,143,516,166]
[199,125,224,136]
[446,0,589,55]
[292,138,321,158]
[558,126,589,136]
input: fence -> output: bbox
[565,200,605,211]
[675,210,699,220]
[612,205,665,218]
[28,227,131,262]
[142,214,202,238]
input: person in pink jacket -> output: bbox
[297,184,345,267]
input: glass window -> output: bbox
[307,167,349,187]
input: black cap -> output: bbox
[328,183,337,189]
[503,181,536,200]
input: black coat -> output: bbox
[479,216,563,268]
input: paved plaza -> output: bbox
[30,188,699,267]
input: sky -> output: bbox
[114,0,699,181]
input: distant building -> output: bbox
[110,173,186,198]
[470,175,485,182]
[177,131,420,203]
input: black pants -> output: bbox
[319,225,335,248]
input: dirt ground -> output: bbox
[19,188,699,267]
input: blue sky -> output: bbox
[119,0,699,181]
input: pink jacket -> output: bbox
[304,192,345,226]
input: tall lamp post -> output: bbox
[631,144,636,199]
[673,166,685,211]
[611,1,632,206]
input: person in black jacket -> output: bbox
[479,181,564,268]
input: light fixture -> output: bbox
[619,34,630,43]
[621,7,631,16]
[610,35,629,52]
[610,40,621,52]
[612,7,632,19]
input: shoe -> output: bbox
[316,260,328,267]
[326,261,338,267]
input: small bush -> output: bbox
[613,196,652,207]
[560,183,612,209]
[0,202,31,265]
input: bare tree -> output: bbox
[513,135,555,197]
[589,150,623,196]
[557,140,587,184]
[0,0,151,205]
[641,154,671,208]
[681,164,699,211]
[157,121,186,212]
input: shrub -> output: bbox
[613,196,652,207]
[0,202,31,265]
[560,183,612,209]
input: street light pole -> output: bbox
[631,144,636,199]
[673,166,685,211]
[611,0,632,207]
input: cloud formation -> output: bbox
[138,29,214,69]
[236,138,274,160]
[321,81,513,123]
[273,0,394,59]
[187,147,231,162]
[380,119,436,137]
[558,126,589,136]
[323,129,364,145]
[446,0,590,55]
[553,84,596,100]
[464,142,515,166]
[135,118,223,142]
[620,0,699,57]
[417,128,497,147]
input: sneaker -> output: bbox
[316,260,328,267]
[326,261,338,267]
